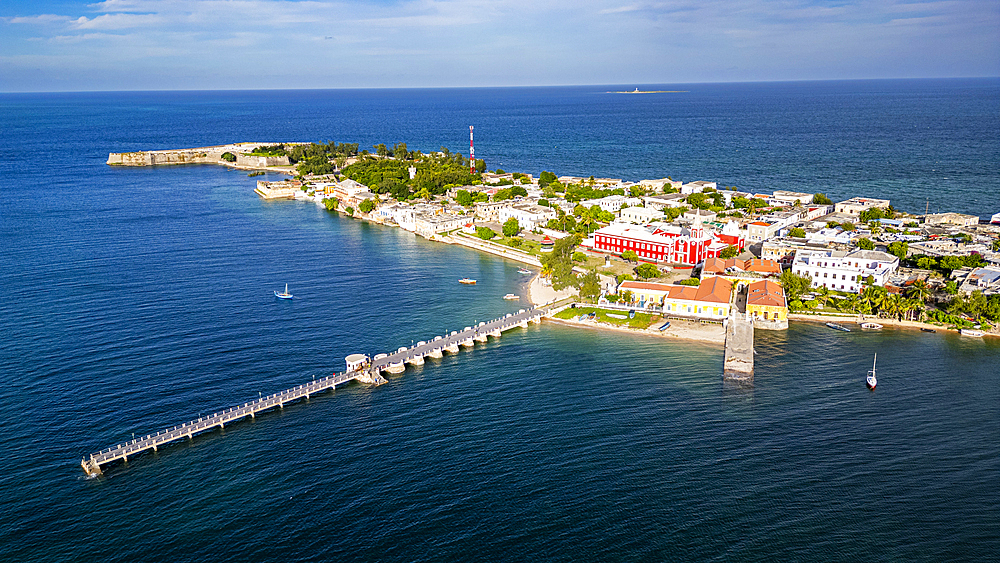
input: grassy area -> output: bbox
[553,306,660,329]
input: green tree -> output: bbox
[578,272,601,303]
[812,193,833,205]
[857,238,876,250]
[636,263,659,279]
[541,234,582,290]
[455,189,473,206]
[887,241,908,260]
[502,218,521,237]
[476,227,497,240]
[358,199,376,214]
[679,278,701,286]
[572,251,587,263]
[221,152,236,162]
[719,245,739,259]
[621,250,638,263]
[538,171,557,188]
[840,222,856,232]
[391,142,409,159]
[323,197,339,211]
[780,270,812,302]
[789,227,806,238]
[344,206,354,216]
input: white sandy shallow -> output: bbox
[527,274,577,306]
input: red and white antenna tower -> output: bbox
[469,125,475,173]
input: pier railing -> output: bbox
[81,306,548,477]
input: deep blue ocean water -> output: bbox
[1,80,998,561]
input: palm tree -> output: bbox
[816,286,831,309]
[906,279,931,304]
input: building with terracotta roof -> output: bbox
[618,276,733,319]
[702,257,782,283]
[746,279,788,329]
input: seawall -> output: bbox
[108,142,295,169]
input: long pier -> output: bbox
[81,307,546,476]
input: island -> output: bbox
[108,141,1000,355]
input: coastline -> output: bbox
[788,313,998,337]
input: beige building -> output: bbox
[835,197,891,216]
[474,200,515,222]
[924,212,979,227]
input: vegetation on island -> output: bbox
[341,147,480,201]
[554,306,659,329]
[221,152,236,162]
[541,234,582,290]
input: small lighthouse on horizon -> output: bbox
[469,125,475,173]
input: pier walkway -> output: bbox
[81,307,546,476]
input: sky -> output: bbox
[1,0,998,92]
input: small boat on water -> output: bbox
[517,268,532,275]
[274,283,293,299]
[960,328,985,337]
[921,327,936,333]
[503,293,519,300]
[866,353,877,389]
[826,322,851,332]
[861,322,883,330]
[459,278,477,285]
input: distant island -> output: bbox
[608,89,688,94]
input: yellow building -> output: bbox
[746,280,788,328]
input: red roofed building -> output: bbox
[618,276,733,319]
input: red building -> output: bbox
[590,219,743,266]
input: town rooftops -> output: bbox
[619,276,732,303]
[747,279,786,308]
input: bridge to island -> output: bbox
[81,307,548,477]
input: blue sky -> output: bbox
[1,0,998,91]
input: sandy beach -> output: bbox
[527,273,577,306]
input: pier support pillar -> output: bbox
[519,320,529,328]
[445,344,459,353]
[428,348,443,358]
[406,355,425,366]
[460,338,475,348]
[474,333,488,343]
[489,329,501,338]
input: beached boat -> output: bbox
[659,321,671,331]
[274,283,293,299]
[503,293,519,300]
[991,212,1000,225]
[861,322,883,330]
[960,328,985,337]
[866,353,877,389]
[921,327,937,333]
[459,278,477,285]
[826,322,851,332]
[517,268,532,275]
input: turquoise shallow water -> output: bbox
[1,82,999,561]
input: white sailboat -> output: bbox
[866,353,877,389]
[274,283,293,299]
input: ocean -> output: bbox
[0,80,998,561]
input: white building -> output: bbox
[771,190,815,205]
[580,195,630,214]
[619,206,662,224]
[835,197,891,217]
[791,249,900,293]
[498,203,557,231]
[642,193,687,210]
[681,181,717,194]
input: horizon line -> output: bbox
[3,76,998,96]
